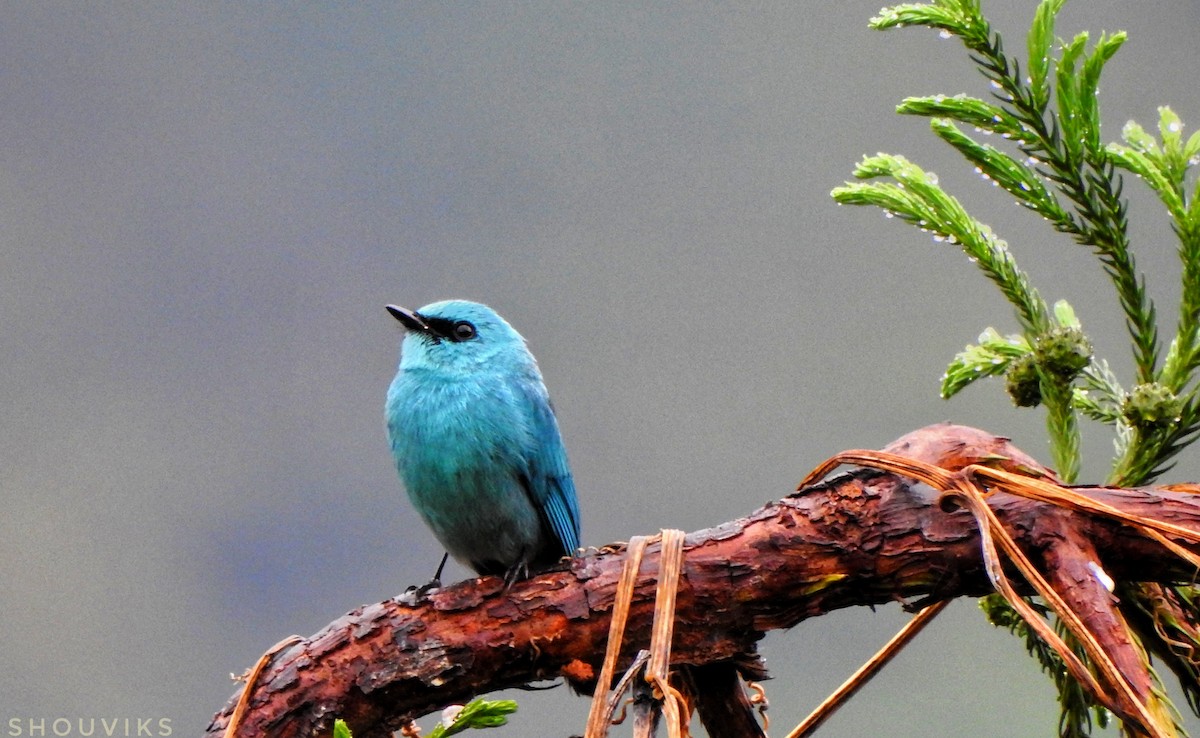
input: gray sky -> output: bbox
[3,2,1200,736]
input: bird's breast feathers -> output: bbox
[388,370,535,471]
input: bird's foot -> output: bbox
[416,577,443,595]
[396,577,443,606]
[502,563,529,590]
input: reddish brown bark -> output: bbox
[206,423,1200,738]
[1037,511,1152,697]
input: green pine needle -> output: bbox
[1026,0,1066,111]
[833,153,1050,332]
[896,94,1024,139]
[1073,359,1126,426]
[942,328,1031,399]
[928,118,1066,220]
[429,699,519,737]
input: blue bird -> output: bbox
[385,299,581,585]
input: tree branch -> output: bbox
[1038,510,1152,698]
[206,424,1200,738]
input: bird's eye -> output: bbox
[453,321,477,341]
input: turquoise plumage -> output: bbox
[385,300,581,583]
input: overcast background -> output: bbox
[4,2,1200,737]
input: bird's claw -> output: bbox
[395,578,442,606]
[502,563,529,590]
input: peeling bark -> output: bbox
[206,424,1200,738]
[1037,511,1153,700]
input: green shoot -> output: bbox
[332,699,517,738]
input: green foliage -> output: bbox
[1123,382,1184,430]
[942,327,1031,399]
[333,699,517,738]
[1006,353,1043,407]
[833,0,1200,489]
[837,153,1049,333]
[427,699,518,738]
[835,0,1200,734]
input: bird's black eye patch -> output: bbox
[452,321,477,341]
[423,316,478,342]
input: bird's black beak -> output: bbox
[387,304,431,334]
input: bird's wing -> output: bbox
[515,379,581,556]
